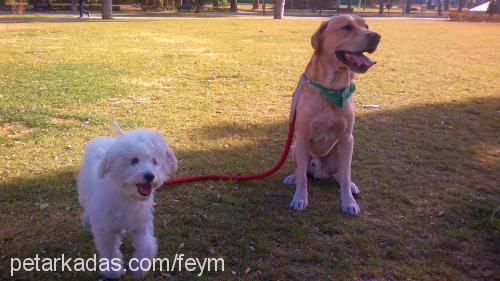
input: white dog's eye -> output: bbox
[153,158,157,165]
[131,158,139,165]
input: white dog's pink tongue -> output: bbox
[346,52,375,69]
[137,183,152,196]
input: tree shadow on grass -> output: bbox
[0,96,498,280]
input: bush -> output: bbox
[6,0,27,14]
[192,0,205,12]
[487,0,497,15]
[450,11,500,22]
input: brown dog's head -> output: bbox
[311,15,381,73]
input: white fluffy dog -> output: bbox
[77,122,177,279]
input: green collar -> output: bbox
[306,77,356,108]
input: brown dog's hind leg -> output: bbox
[321,150,360,195]
[284,151,360,197]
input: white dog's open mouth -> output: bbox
[136,183,153,196]
[336,51,376,73]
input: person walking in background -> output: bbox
[79,0,90,18]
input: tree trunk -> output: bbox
[274,0,284,18]
[404,0,411,13]
[262,0,266,14]
[379,0,384,15]
[457,0,462,12]
[102,0,113,19]
[213,0,219,8]
[230,0,237,11]
[252,0,258,9]
[437,0,442,15]
[71,0,77,12]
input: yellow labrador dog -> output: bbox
[284,15,381,215]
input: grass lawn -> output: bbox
[0,18,499,280]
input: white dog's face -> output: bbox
[98,130,177,201]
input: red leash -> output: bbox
[163,117,296,187]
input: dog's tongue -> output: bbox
[137,183,153,196]
[345,52,375,69]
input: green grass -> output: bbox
[0,19,499,280]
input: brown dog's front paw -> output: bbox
[290,191,308,211]
[341,198,360,215]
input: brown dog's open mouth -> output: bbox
[336,51,376,73]
[137,183,153,196]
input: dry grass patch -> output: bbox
[0,123,31,138]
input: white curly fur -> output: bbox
[77,124,177,279]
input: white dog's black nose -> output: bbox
[144,173,155,183]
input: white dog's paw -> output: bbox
[283,174,296,185]
[130,257,154,278]
[132,269,148,279]
[341,198,360,216]
[99,267,125,280]
[290,191,308,211]
[351,182,360,194]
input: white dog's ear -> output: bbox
[311,21,328,52]
[111,119,123,136]
[166,147,178,174]
[98,153,111,179]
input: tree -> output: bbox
[379,0,384,15]
[437,0,442,16]
[252,0,259,9]
[230,0,237,11]
[404,0,411,14]
[457,0,463,12]
[193,0,205,12]
[102,0,113,19]
[386,1,392,15]
[70,0,77,12]
[274,0,285,18]
[213,0,219,8]
[487,0,497,15]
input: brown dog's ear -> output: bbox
[311,21,328,52]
